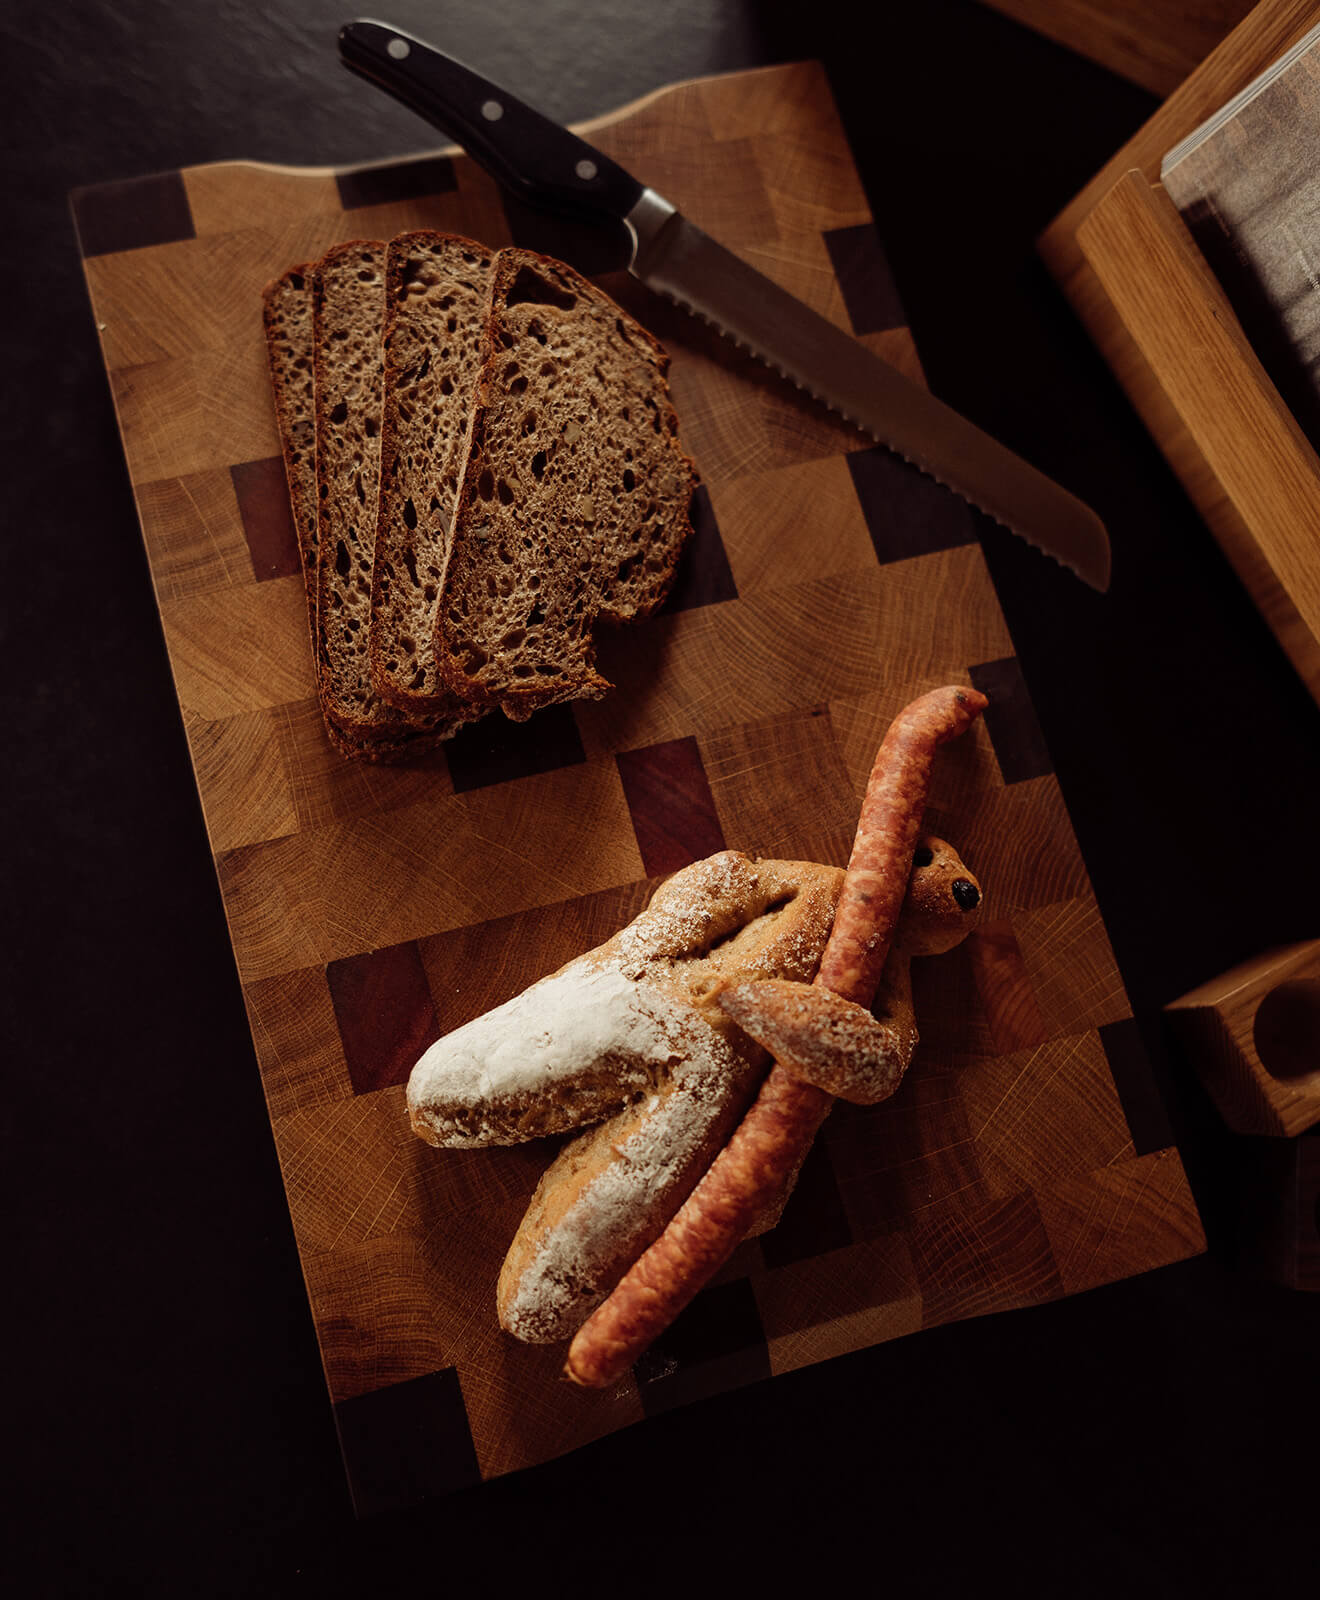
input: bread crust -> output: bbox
[370,230,495,719]
[431,248,697,721]
[265,237,700,757]
[486,855,843,1343]
[265,256,443,762]
[320,706,452,765]
[260,263,320,619]
[311,240,455,748]
[407,851,843,1150]
[494,994,762,1343]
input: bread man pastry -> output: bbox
[407,851,842,1149]
[408,825,982,1348]
[407,851,840,1337]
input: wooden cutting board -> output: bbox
[73,61,1204,1515]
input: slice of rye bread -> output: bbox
[433,248,698,722]
[370,231,495,719]
[260,264,319,616]
[320,708,450,766]
[264,260,415,763]
[311,240,457,752]
[263,262,424,772]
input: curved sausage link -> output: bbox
[817,685,987,1006]
[564,1069,833,1388]
[563,684,986,1388]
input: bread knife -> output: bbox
[338,18,1111,591]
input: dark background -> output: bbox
[6,1,1319,1594]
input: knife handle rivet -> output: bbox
[575,158,598,181]
[386,37,410,60]
[481,99,505,121]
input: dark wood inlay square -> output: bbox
[660,484,738,613]
[326,941,439,1095]
[965,920,1049,1053]
[333,1367,480,1516]
[616,736,726,876]
[757,1137,854,1268]
[1100,1015,1176,1158]
[823,222,906,335]
[635,1278,770,1417]
[847,446,980,565]
[230,457,302,582]
[335,155,458,210]
[70,171,195,258]
[444,703,587,793]
[969,656,1053,784]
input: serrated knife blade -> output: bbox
[339,18,1111,591]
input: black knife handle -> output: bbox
[339,19,645,225]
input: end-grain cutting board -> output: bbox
[73,62,1204,1515]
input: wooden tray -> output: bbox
[73,61,1204,1515]
[976,0,1255,96]
[1039,0,1320,707]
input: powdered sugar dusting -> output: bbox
[498,993,760,1342]
[407,852,844,1149]
[407,965,694,1146]
[404,851,850,1341]
[613,851,842,991]
[613,850,759,971]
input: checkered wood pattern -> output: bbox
[73,62,1204,1516]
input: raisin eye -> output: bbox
[913,846,934,868]
[952,879,979,911]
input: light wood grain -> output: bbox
[1037,1147,1208,1295]
[1076,170,1320,699]
[759,1233,921,1375]
[576,551,1013,761]
[978,0,1256,96]
[1039,0,1319,287]
[1039,1,1320,710]
[216,759,646,981]
[1166,939,1320,1135]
